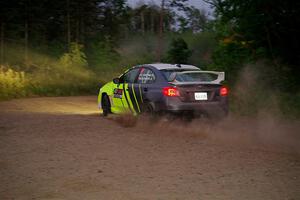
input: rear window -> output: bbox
[160,69,218,82]
[175,72,218,82]
[160,69,200,82]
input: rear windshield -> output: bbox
[160,69,200,82]
[161,69,217,82]
[175,72,218,82]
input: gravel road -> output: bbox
[0,96,299,200]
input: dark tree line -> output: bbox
[0,0,129,54]
[0,0,208,63]
[206,0,300,68]
[201,0,300,91]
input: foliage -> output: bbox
[166,37,191,64]
[182,31,217,68]
[28,67,98,96]
[206,0,300,88]
[0,66,27,100]
[0,43,99,99]
[29,43,98,96]
[59,43,88,68]
[87,39,121,71]
[178,7,209,33]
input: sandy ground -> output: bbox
[0,96,299,200]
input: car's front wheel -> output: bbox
[101,94,111,116]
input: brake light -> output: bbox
[162,87,180,97]
[220,86,228,96]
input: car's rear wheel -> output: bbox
[144,103,154,114]
[101,94,111,117]
[142,102,158,121]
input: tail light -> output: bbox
[162,87,180,97]
[220,86,228,96]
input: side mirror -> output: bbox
[113,77,120,84]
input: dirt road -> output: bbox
[0,96,299,200]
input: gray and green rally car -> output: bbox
[98,63,228,118]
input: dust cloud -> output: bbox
[112,113,299,154]
[113,64,300,154]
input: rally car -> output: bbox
[98,63,228,118]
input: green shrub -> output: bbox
[183,31,217,68]
[166,37,191,64]
[59,43,88,68]
[29,43,99,96]
[0,66,27,100]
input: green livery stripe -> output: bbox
[131,84,141,113]
[127,84,139,114]
[133,84,143,112]
[120,97,125,110]
[138,84,143,103]
[126,83,137,114]
[123,83,133,113]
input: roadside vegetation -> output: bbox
[0,0,299,117]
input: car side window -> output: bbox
[137,68,156,84]
[123,68,140,83]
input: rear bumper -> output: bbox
[158,97,228,115]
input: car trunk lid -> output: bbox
[170,83,222,102]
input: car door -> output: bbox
[136,67,157,110]
[110,68,140,114]
[120,68,141,114]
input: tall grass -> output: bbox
[0,66,27,100]
[0,43,99,100]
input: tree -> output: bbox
[167,37,191,64]
[205,0,300,89]
[177,6,209,33]
[205,0,300,66]
[156,0,189,61]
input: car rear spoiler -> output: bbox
[172,71,225,84]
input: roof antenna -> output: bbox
[176,64,181,68]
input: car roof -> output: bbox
[143,63,200,70]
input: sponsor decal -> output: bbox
[113,88,123,99]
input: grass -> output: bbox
[0,66,27,100]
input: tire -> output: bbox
[144,102,154,115]
[101,94,111,117]
[142,102,158,121]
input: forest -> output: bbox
[0,0,299,117]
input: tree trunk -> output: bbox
[156,0,165,62]
[25,18,28,64]
[76,2,80,43]
[0,22,4,64]
[76,19,79,43]
[81,18,85,45]
[67,0,71,50]
[151,12,154,33]
[24,0,29,64]
[141,11,145,35]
